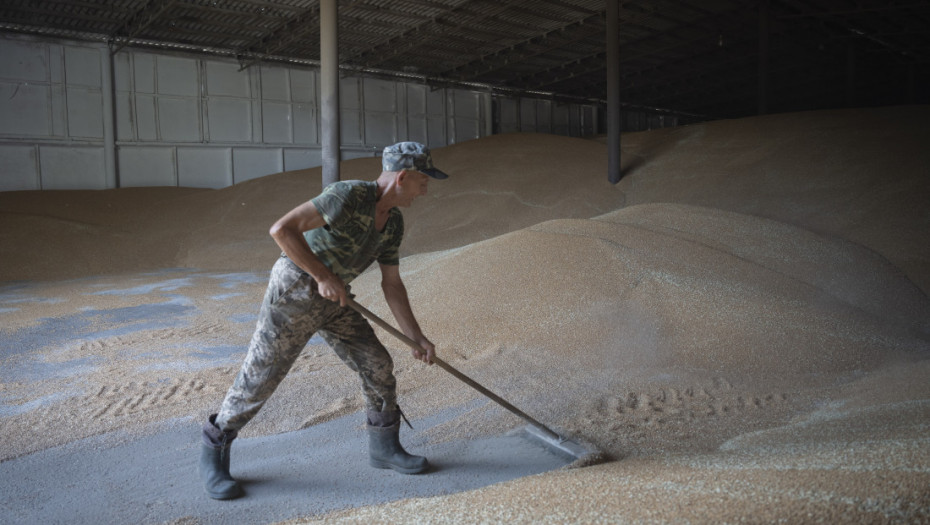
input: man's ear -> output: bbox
[396,169,408,185]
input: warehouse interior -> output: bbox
[1,1,929,523]
[3,0,928,118]
[2,0,928,190]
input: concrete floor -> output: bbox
[0,409,569,523]
[0,271,571,523]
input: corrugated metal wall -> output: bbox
[0,32,599,192]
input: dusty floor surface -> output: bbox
[1,106,929,523]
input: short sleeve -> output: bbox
[377,210,404,266]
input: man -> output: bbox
[199,142,448,500]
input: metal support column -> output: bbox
[101,44,119,188]
[484,93,493,137]
[606,0,621,184]
[320,0,340,186]
[758,0,770,115]
[846,40,857,107]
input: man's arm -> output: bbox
[269,200,347,305]
[380,263,435,364]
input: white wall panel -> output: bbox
[0,145,39,191]
[426,90,445,146]
[365,112,395,145]
[454,119,479,142]
[284,148,322,172]
[64,46,101,87]
[48,45,63,83]
[261,67,290,101]
[133,54,156,93]
[569,106,580,136]
[119,147,175,187]
[233,148,282,184]
[262,101,292,143]
[204,60,252,145]
[206,61,250,97]
[114,53,131,91]
[553,104,570,136]
[290,69,315,103]
[453,91,478,117]
[293,103,317,144]
[363,78,396,145]
[341,77,360,110]
[178,147,231,188]
[364,78,395,110]
[158,98,201,142]
[394,86,408,139]
[249,71,263,142]
[0,39,48,81]
[406,118,428,144]
[427,116,445,145]
[407,85,426,113]
[426,89,444,114]
[207,98,252,142]
[404,85,428,144]
[134,95,158,140]
[114,54,132,141]
[340,149,374,162]
[536,100,552,132]
[341,110,362,145]
[0,82,50,136]
[115,92,133,141]
[582,106,595,135]
[450,90,479,143]
[41,146,106,189]
[67,87,104,138]
[1,34,595,191]
[50,84,67,137]
[520,99,537,132]
[498,98,519,134]
[156,56,198,96]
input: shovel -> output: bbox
[347,297,597,462]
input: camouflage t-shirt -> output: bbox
[304,180,403,283]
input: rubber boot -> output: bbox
[199,414,244,500]
[367,408,429,474]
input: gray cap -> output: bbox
[381,142,449,179]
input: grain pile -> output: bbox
[2,106,929,523]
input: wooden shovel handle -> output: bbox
[346,298,560,440]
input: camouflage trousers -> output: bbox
[215,256,396,432]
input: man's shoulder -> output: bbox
[322,180,375,199]
[325,179,373,190]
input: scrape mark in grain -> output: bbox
[604,378,789,426]
[83,377,223,420]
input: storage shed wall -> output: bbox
[0,33,599,192]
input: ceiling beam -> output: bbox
[235,2,327,70]
[110,0,176,54]
[778,2,930,19]
[344,0,522,70]
[441,13,605,81]
[507,5,741,92]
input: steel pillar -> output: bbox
[320,0,340,186]
[607,0,621,184]
[102,44,119,188]
[758,0,770,115]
